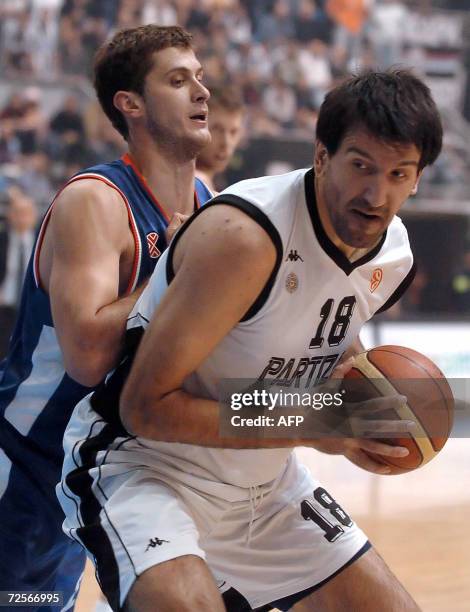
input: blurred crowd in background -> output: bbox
[0,0,470,348]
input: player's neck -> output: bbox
[127,143,196,217]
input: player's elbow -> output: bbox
[61,322,122,386]
[65,359,106,388]
[119,373,168,437]
[119,387,151,437]
[63,345,114,387]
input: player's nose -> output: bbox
[193,80,210,103]
[362,177,388,208]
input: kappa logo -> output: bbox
[146,232,161,259]
[286,249,304,262]
[370,268,383,293]
[145,537,170,551]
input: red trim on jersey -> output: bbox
[121,153,172,222]
[34,174,141,296]
[194,188,201,210]
[122,152,203,214]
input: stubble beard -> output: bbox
[331,206,380,249]
[323,181,378,249]
[146,114,209,163]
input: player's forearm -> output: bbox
[120,388,303,449]
[62,283,147,387]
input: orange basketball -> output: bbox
[342,345,454,474]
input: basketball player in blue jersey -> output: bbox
[0,25,213,610]
[59,70,442,611]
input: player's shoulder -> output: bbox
[50,175,128,236]
[57,179,125,216]
[54,162,128,213]
[386,215,412,252]
[218,168,308,202]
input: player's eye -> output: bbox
[391,170,407,179]
[352,160,368,171]
[172,78,185,87]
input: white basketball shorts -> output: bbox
[58,402,369,611]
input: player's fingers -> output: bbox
[330,357,355,380]
[165,213,190,241]
[359,394,408,414]
[355,438,410,457]
[167,212,190,229]
[173,212,190,224]
[352,418,416,436]
[345,448,392,475]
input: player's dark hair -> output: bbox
[208,86,245,114]
[316,69,443,170]
[93,25,193,140]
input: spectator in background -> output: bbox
[0,88,47,156]
[83,99,126,162]
[0,122,21,165]
[294,0,332,44]
[17,152,55,217]
[275,39,304,87]
[58,0,91,75]
[141,0,177,25]
[263,74,298,129]
[367,0,409,69]
[298,38,333,107]
[0,0,467,195]
[255,0,295,43]
[196,86,245,193]
[326,0,369,70]
[0,92,27,126]
[0,186,38,357]
[0,93,24,163]
[247,103,283,137]
[294,104,318,135]
[49,94,85,142]
[24,3,60,78]
[218,0,252,46]
[226,39,274,87]
[1,5,33,75]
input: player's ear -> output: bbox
[314,140,329,177]
[410,171,422,196]
[113,90,144,119]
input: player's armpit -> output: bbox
[120,205,279,444]
[45,180,141,386]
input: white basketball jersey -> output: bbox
[129,168,415,487]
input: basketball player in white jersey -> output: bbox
[59,69,443,611]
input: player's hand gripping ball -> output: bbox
[341,345,454,474]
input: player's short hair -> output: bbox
[208,86,245,114]
[316,69,443,170]
[93,25,193,140]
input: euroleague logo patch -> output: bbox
[146,232,161,258]
[370,268,383,293]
